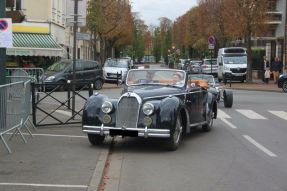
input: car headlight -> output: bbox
[143,103,154,116]
[224,66,230,71]
[101,101,113,114]
[46,76,55,81]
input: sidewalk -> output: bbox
[221,79,282,92]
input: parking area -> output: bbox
[0,125,108,191]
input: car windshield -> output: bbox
[104,59,129,68]
[191,61,201,66]
[47,61,70,72]
[126,69,186,87]
[223,56,247,64]
[189,74,215,85]
[203,60,217,65]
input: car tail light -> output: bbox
[202,65,208,68]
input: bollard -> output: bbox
[67,80,71,109]
[89,83,93,96]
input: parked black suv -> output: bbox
[43,59,104,90]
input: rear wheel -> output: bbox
[166,115,182,151]
[282,80,287,93]
[223,90,233,108]
[88,134,105,145]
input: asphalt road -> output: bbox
[1,88,287,191]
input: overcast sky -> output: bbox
[130,0,198,26]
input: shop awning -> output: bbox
[6,33,64,57]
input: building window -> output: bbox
[77,48,81,59]
[16,0,21,10]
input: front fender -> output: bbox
[158,96,182,133]
[82,93,117,126]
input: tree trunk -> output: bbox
[246,33,253,82]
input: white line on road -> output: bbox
[217,109,231,119]
[55,110,72,117]
[12,133,87,138]
[236,109,267,120]
[220,118,238,129]
[243,135,277,157]
[0,183,88,188]
[268,111,287,121]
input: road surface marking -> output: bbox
[55,110,72,117]
[268,111,287,121]
[243,135,277,157]
[220,118,238,129]
[236,109,267,119]
[9,133,87,138]
[0,183,87,188]
[217,109,231,119]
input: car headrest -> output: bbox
[188,79,209,89]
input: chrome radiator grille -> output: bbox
[116,96,140,129]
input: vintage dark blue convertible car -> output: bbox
[82,69,218,150]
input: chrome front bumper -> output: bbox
[83,124,170,138]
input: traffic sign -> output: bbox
[0,18,12,48]
[0,19,8,31]
[208,35,216,45]
[208,44,215,50]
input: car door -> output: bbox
[185,85,203,124]
[66,60,84,83]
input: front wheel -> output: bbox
[94,79,103,90]
[282,80,287,93]
[88,134,105,145]
[202,103,213,132]
[166,115,182,151]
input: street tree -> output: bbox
[224,0,269,82]
[87,0,133,64]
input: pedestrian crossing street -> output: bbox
[217,109,287,121]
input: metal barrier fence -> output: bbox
[0,80,34,153]
[6,68,44,83]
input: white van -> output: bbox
[217,47,247,82]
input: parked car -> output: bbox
[189,74,233,108]
[278,73,287,92]
[103,58,133,83]
[187,60,202,73]
[43,59,104,90]
[178,59,187,70]
[201,58,218,77]
[82,69,218,151]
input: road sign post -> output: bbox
[0,2,6,85]
[208,36,216,75]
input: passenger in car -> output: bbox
[172,72,184,86]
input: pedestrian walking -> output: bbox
[262,56,269,83]
[264,61,270,84]
[270,57,283,83]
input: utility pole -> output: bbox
[72,0,79,116]
[0,1,6,85]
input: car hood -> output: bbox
[103,67,128,73]
[125,85,185,99]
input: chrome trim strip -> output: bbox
[83,125,170,138]
[144,90,201,100]
[189,121,206,127]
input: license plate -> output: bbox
[110,129,138,137]
[233,73,243,76]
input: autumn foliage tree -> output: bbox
[87,0,133,64]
